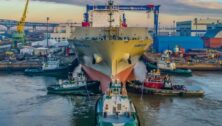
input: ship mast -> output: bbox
[108,0,114,40]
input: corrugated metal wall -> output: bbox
[203,29,222,49]
[154,36,204,53]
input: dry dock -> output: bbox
[176,63,222,71]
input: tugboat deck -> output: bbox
[102,115,135,124]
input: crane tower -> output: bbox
[12,0,29,48]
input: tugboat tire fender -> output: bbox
[179,92,184,97]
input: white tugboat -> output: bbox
[95,79,140,126]
[157,53,176,70]
[47,72,101,95]
[145,53,192,76]
[24,55,77,77]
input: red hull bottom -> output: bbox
[81,65,135,93]
[81,65,111,93]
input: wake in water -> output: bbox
[134,61,147,82]
[73,65,82,76]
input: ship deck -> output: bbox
[102,115,134,124]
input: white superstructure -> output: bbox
[89,10,122,27]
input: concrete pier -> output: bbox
[0,61,41,71]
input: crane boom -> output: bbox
[12,0,29,48]
[17,0,29,33]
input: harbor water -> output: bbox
[0,72,222,126]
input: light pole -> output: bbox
[195,18,198,36]
[173,20,175,36]
[46,17,49,48]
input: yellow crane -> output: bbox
[17,0,29,33]
[12,0,29,48]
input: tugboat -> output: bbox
[95,79,140,126]
[127,70,204,97]
[24,55,77,77]
[145,53,192,76]
[47,72,101,95]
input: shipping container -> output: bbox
[205,38,222,49]
[153,36,204,53]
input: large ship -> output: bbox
[69,0,156,92]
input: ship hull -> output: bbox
[126,81,204,97]
[47,81,101,95]
[24,58,79,77]
[70,39,152,92]
[24,67,69,77]
[145,62,192,77]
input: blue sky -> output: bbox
[0,0,221,26]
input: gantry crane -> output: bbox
[82,2,160,38]
[12,0,29,48]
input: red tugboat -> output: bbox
[127,70,204,97]
[144,70,165,89]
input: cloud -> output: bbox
[32,0,105,6]
[181,0,222,9]
[31,0,222,16]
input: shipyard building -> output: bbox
[203,23,222,49]
[176,18,222,37]
[158,27,176,36]
[49,23,80,42]
[153,36,204,53]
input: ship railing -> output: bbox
[82,36,144,41]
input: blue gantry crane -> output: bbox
[82,3,160,38]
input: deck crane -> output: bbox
[12,0,29,48]
[82,2,160,38]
